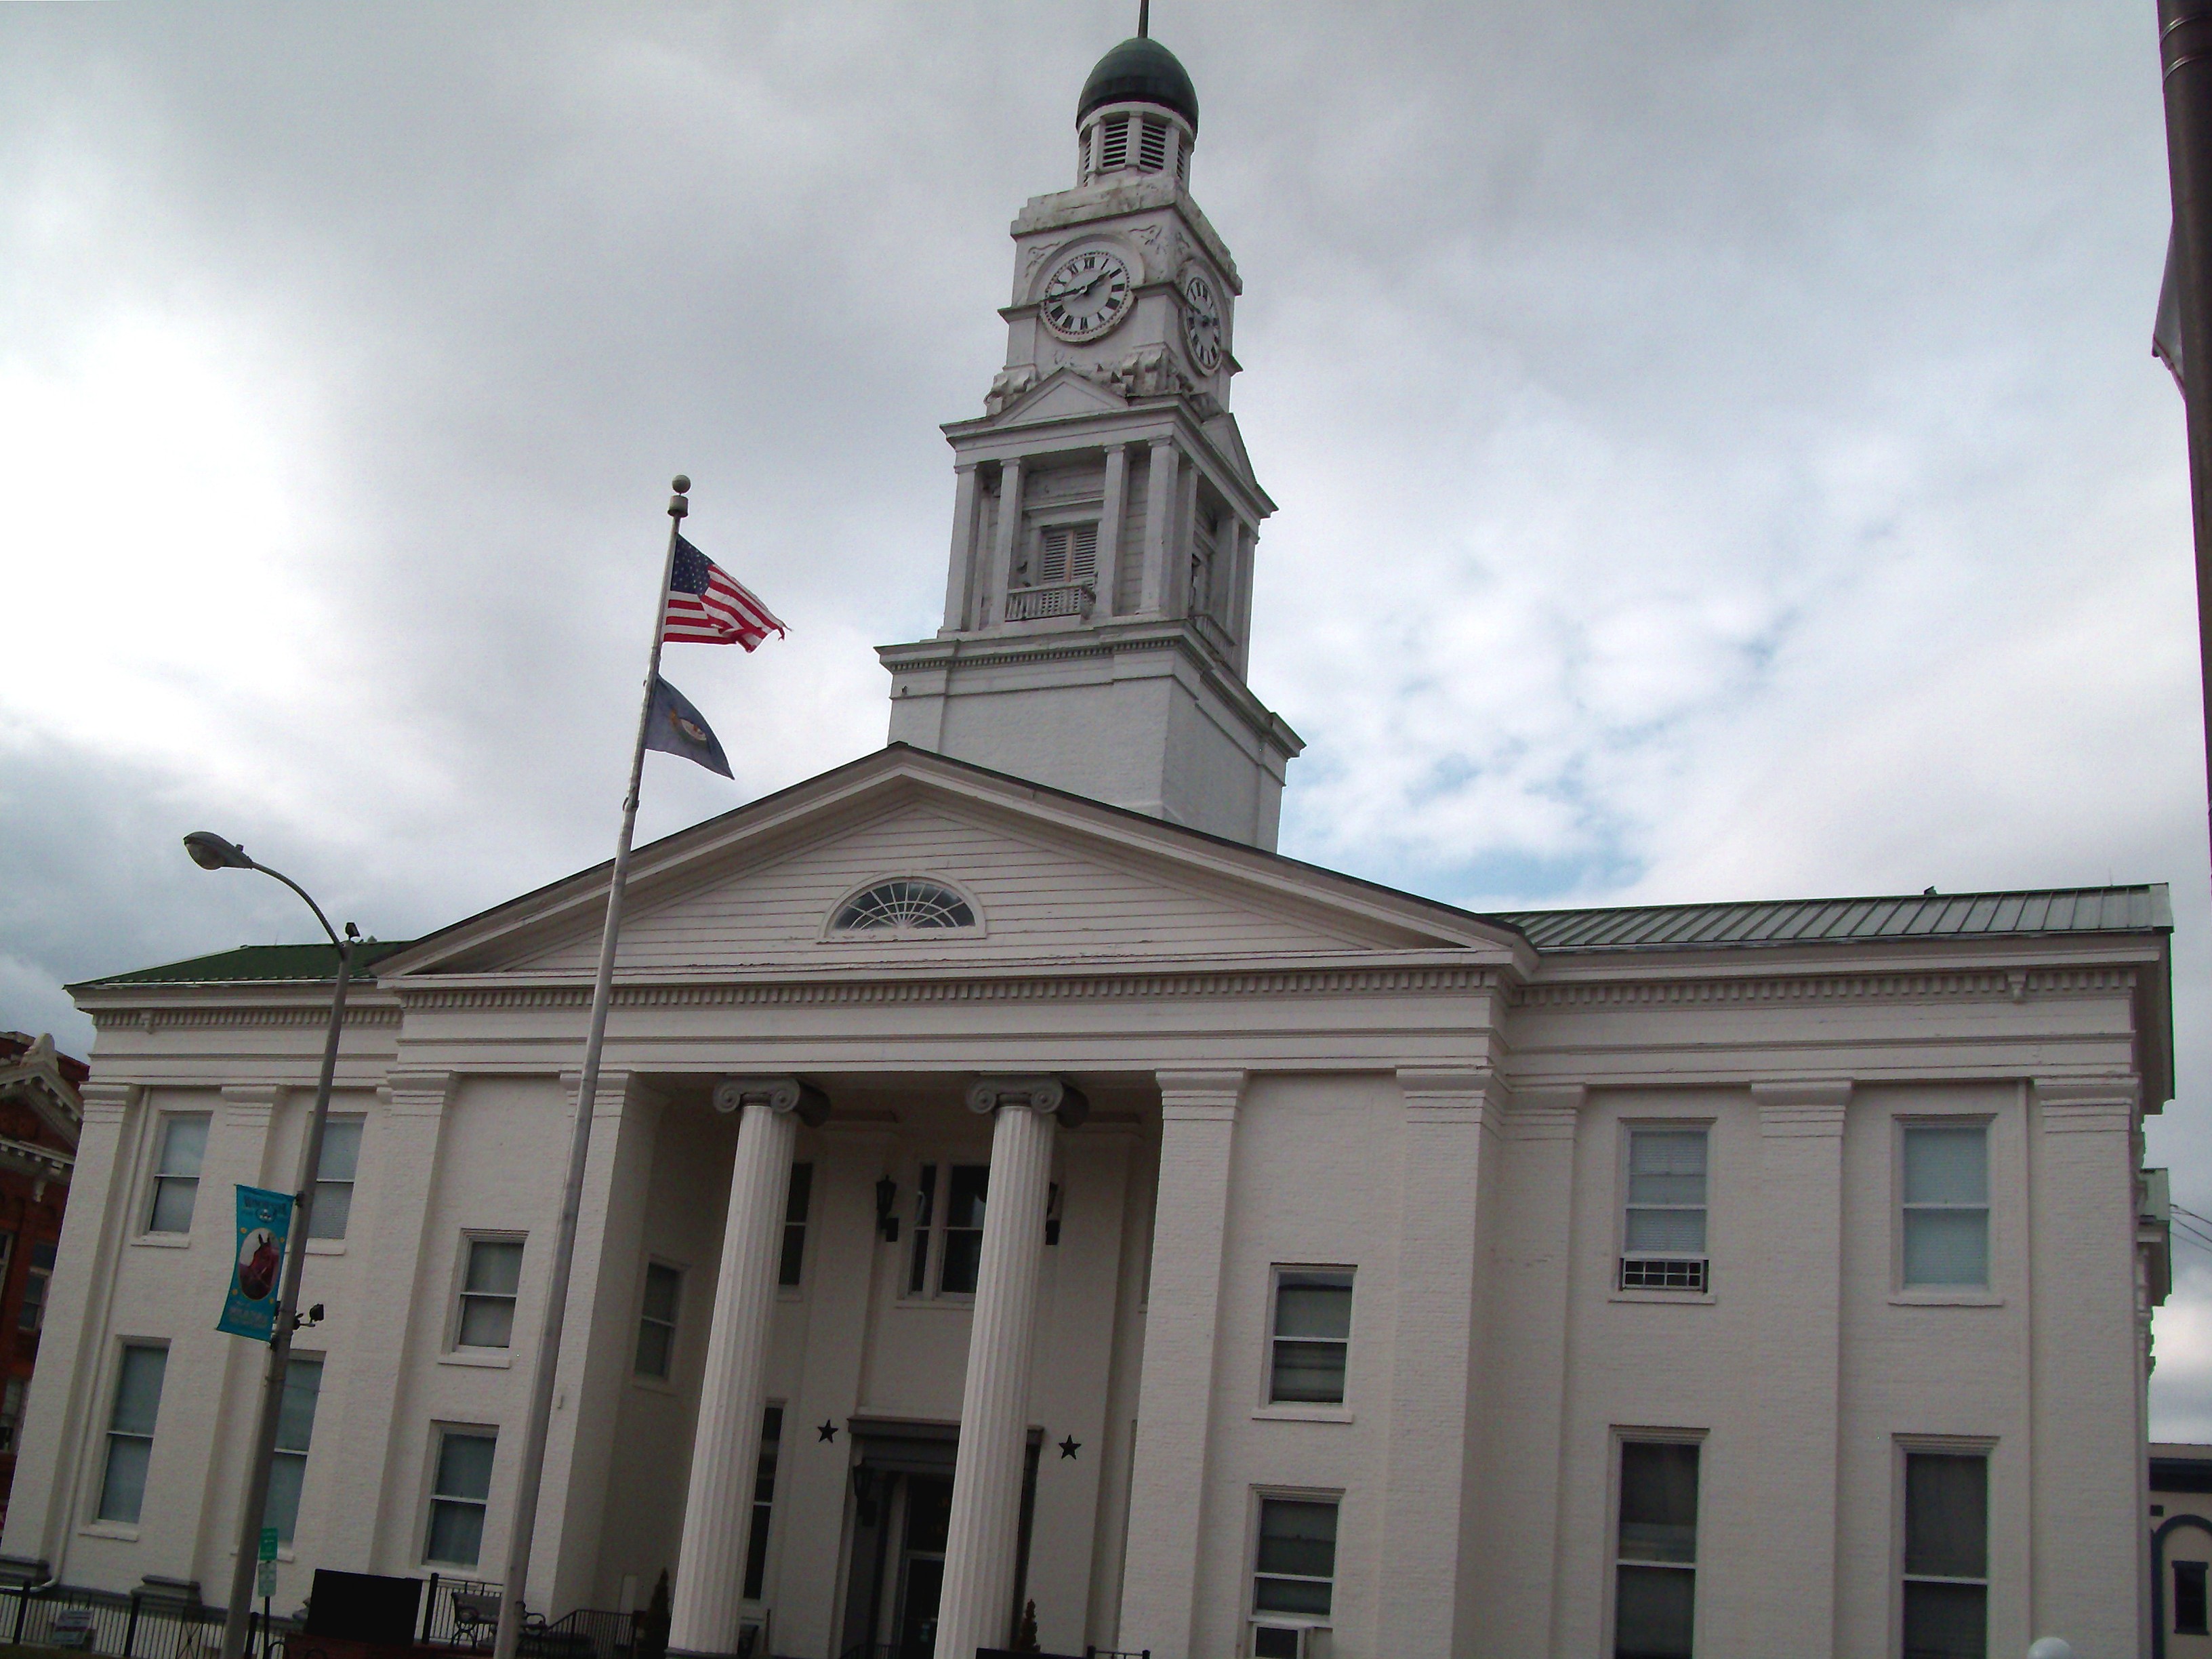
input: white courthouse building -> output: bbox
[5,30,2179,1659]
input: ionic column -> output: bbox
[670,1077,828,1656]
[935,1076,1087,1659]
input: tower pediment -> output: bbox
[984,366,1132,427]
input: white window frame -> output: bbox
[264,1351,324,1551]
[422,1424,498,1569]
[634,1259,682,1382]
[777,1162,814,1292]
[1261,1265,1355,1412]
[1618,1122,1712,1296]
[144,1113,211,1237]
[306,1114,366,1244]
[451,1233,526,1355]
[93,1340,169,1532]
[903,1156,991,1303]
[1605,1427,1704,1659]
[1895,1437,1992,1658]
[1247,1486,1342,1649]
[1896,1117,1994,1297]
[18,1240,54,1333]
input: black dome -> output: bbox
[1078,37,1199,134]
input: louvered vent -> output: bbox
[1036,523,1099,585]
[1138,117,1169,173]
[1099,116,1130,172]
[1176,142,1189,189]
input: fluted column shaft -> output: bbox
[935,1093,1059,1659]
[670,1096,800,1654]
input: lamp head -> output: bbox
[182,832,253,872]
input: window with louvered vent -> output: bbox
[1034,522,1099,586]
[1139,117,1168,172]
[1176,141,1189,189]
[1099,115,1130,172]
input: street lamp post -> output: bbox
[182,833,359,1659]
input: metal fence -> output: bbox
[0,1581,239,1659]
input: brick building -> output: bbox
[0,1033,82,1525]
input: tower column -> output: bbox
[987,457,1026,626]
[669,1078,824,1656]
[1139,438,1177,613]
[1094,442,1132,617]
[941,462,983,632]
[935,1076,1085,1659]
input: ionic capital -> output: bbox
[713,1076,830,1128]
[966,1074,1089,1128]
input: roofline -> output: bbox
[371,743,1534,980]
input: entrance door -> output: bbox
[895,1475,953,1659]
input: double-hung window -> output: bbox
[19,1242,54,1333]
[456,1237,523,1349]
[635,1263,680,1380]
[907,1162,989,1297]
[0,1378,24,1453]
[742,1405,783,1601]
[778,1164,813,1288]
[1614,1439,1699,1659]
[308,1116,364,1241]
[1251,1495,1337,1652]
[98,1343,168,1525]
[264,1355,323,1547]
[147,1114,209,1235]
[1622,1128,1708,1292]
[1902,1125,1989,1290]
[1902,1450,1986,1658]
[425,1429,495,1567]
[1268,1269,1353,1406]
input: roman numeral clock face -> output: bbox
[1040,247,1132,342]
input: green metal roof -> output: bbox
[1491,884,2171,953]
[77,941,416,989]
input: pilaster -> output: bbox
[1094,443,1131,620]
[2027,1076,2143,1654]
[1475,1086,1581,1656]
[942,463,983,633]
[1118,1068,1244,1659]
[1139,438,1176,615]
[541,1071,657,1616]
[987,459,1026,632]
[1727,1080,1851,1657]
[1378,1067,1504,1659]
[3,1080,136,1572]
[351,1069,458,1572]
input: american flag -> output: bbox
[663,535,787,649]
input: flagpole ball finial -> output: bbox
[672,474,691,493]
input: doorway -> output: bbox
[894,1475,951,1659]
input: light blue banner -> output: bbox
[218,1185,291,1340]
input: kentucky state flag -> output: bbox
[644,676,733,777]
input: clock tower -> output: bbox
[878,27,1301,849]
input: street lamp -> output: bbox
[183,833,360,1659]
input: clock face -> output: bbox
[1040,247,1134,342]
[1182,271,1223,372]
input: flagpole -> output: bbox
[493,475,692,1659]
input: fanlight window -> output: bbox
[833,879,977,933]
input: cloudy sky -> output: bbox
[5,2,2209,1425]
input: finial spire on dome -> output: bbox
[1138,0,1149,38]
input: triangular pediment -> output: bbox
[375,747,1526,981]
[991,368,1130,427]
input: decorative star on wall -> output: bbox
[1058,1434,1080,1460]
[817,1420,839,1443]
